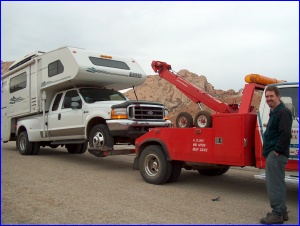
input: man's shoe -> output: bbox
[260,213,284,224]
[267,211,289,221]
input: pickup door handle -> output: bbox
[58,113,61,120]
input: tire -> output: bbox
[194,111,212,128]
[167,161,182,183]
[17,131,33,155]
[139,145,172,185]
[31,142,40,155]
[79,142,88,154]
[176,112,193,128]
[66,142,88,154]
[218,166,230,175]
[198,166,230,176]
[89,124,114,149]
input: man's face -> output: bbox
[265,90,280,110]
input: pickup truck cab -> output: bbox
[16,87,171,155]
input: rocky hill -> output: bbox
[1,61,14,75]
[124,70,262,125]
[1,61,262,126]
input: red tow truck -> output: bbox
[133,61,299,185]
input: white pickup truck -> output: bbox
[1,46,171,155]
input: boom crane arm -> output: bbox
[151,61,236,113]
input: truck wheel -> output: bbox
[198,166,230,176]
[66,142,87,154]
[89,124,114,149]
[218,166,230,175]
[139,145,172,185]
[167,161,182,183]
[194,111,212,128]
[31,142,40,155]
[17,131,33,155]
[176,112,193,128]
[79,142,88,154]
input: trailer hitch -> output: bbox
[88,146,135,157]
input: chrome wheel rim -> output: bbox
[144,154,160,177]
[92,132,104,148]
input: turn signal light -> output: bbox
[111,115,127,119]
[111,109,127,119]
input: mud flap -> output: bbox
[133,156,139,170]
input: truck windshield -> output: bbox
[79,88,126,103]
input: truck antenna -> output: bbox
[132,86,139,100]
[69,81,77,89]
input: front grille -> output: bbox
[128,105,164,120]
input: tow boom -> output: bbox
[151,61,236,113]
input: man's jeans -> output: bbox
[266,151,288,215]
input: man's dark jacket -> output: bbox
[263,101,293,158]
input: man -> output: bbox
[260,85,293,224]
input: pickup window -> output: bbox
[52,93,63,111]
[63,90,81,109]
[79,88,126,103]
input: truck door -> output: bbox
[1,78,10,141]
[280,86,299,160]
[259,85,299,161]
[213,115,243,164]
[47,90,84,140]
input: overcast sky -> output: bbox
[1,1,299,91]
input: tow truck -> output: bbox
[133,61,299,185]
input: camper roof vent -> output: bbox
[9,51,45,71]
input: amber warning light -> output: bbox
[244,74,286,86]
[100,55,112,59]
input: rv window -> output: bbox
[48,60,64,77]
[9,57,32,71]
[10,72,27,93]
[52,93,63,111]
[89,57,130,70]
[79,88,126,103]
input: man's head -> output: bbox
[265,85,281,110]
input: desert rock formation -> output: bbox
[124,70,262,124]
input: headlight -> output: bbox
[111,108,127,119]
[164,108,169,120]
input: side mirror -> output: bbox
[281,97,295,118]
[285,104,295,118]
[71,100,82,109]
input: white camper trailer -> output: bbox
[2,46,171,155]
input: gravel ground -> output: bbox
[1,142,299,224]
